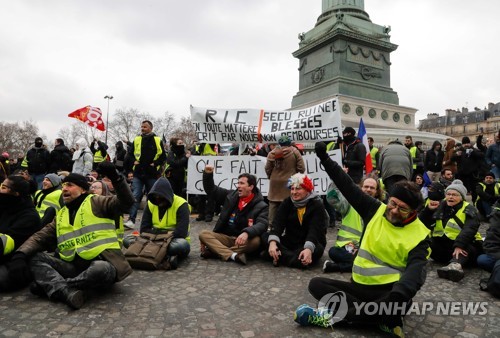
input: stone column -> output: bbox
[322,0,365,12]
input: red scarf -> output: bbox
[238,193,254,211]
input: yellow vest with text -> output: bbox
[133,135,162,169]
[56,195,120,261]
[147,195,191,243]
[34,189,63,218]
[352,204,431,285]
[336,206,364,248]
[433,202,482,241]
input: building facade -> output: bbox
[418,102,500,143]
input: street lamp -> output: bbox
[104,95,113,144]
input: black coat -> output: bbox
[424,148,444,172]
[203,172,268,238]
[483,206,500,259]
[0,194,41,265]
[269,196,327,250]
[24,147,50,174]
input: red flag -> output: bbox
[68,106,106,131]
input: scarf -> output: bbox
[238,193,254,211]
[291,191,318,209]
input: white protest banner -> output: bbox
[187,151,342,196]
[190,98,341,144]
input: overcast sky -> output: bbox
[1,0,499,142]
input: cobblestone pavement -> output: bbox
[1,217,499,338]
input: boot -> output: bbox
[437,262,464,282]
[53,288,86,310]
[168,255,178,270]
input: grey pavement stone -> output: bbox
[0,216,498,337]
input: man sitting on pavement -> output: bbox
[323,176,384,273]
[294,142,431,337]
[139,177,191,269]
[198,165,268,265]
[33,173,64,227]
[475,172,500,220]
[8,162,134,309]
[439,168,454,188]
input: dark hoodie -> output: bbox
[140,177,190,239]
[113,141,126,172]
[50,140,73,173]
[424,140,444,172]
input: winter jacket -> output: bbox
[442,139,457,173]
[424,141,444,172]
[49,144,73,173]
[204,172,268,238]
[483,204,500,259]
[72,148,93,176]
[342,138,366,183]
[17,176,134,281]
[132,133,166,179]
[0,194,41,265]
[113,141,127,172]
[22,147,50,175]
[265,146,305,202]
[379,141,413,181]
[165,147,188,196]
[486,142,500,169]
[140,177,190,239]
[419,200,480,250]
[269,196,327,251]
[452,146,484,176]
[320,156,431,302]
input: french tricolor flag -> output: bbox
[358,118,373,174]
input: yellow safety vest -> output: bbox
[326,142,336,151]
[56,195,120,261]
[116,216,124,247]
[147,196,191,243]
[201,144,216,156]
[433,202,482,241]
[476,183,500,206]
[410,146,417,169]
[0,233,15,255]
[34,189,63,219]
[352,204,431,285]
[133,135,162,168]
[336,206,364,248]
[370,147,378,168]
[93,150,106,164]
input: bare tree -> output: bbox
[171,116,197,146]
[58,122,103,149]
[0,120,43,158]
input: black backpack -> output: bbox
[479,260,500,298]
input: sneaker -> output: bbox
[323,260,338,273]
[124,219,135,229]
[200,248,215,259]
[294,304,333,328]
[379,323,405,337]
[437,262,464,282]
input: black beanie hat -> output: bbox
[462,136,471,144]
[389,184,422,211]
[63,173,90,191]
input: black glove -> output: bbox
[314,142,329,161]
[97,161,120,182]
[7,252,31,287]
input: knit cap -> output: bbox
[63,173,90,191]
[44,173,62,188]
[278,135,292,147]
[445,179,467,199]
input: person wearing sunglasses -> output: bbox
[0,176,41,291]
[293,142,430,337]
[419,179,482,282]
[8,162,134,310]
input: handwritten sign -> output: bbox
[190,98,341,144]
[187,151,342,196]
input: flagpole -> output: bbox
[104,95,113,144]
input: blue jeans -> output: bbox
[128,176,157,222]
[477,254,498,272]
[491,166,500,180]
[168,238,191,258]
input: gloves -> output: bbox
[7,252,31,287]
[314,142,329,161]
[97,161,120,182]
